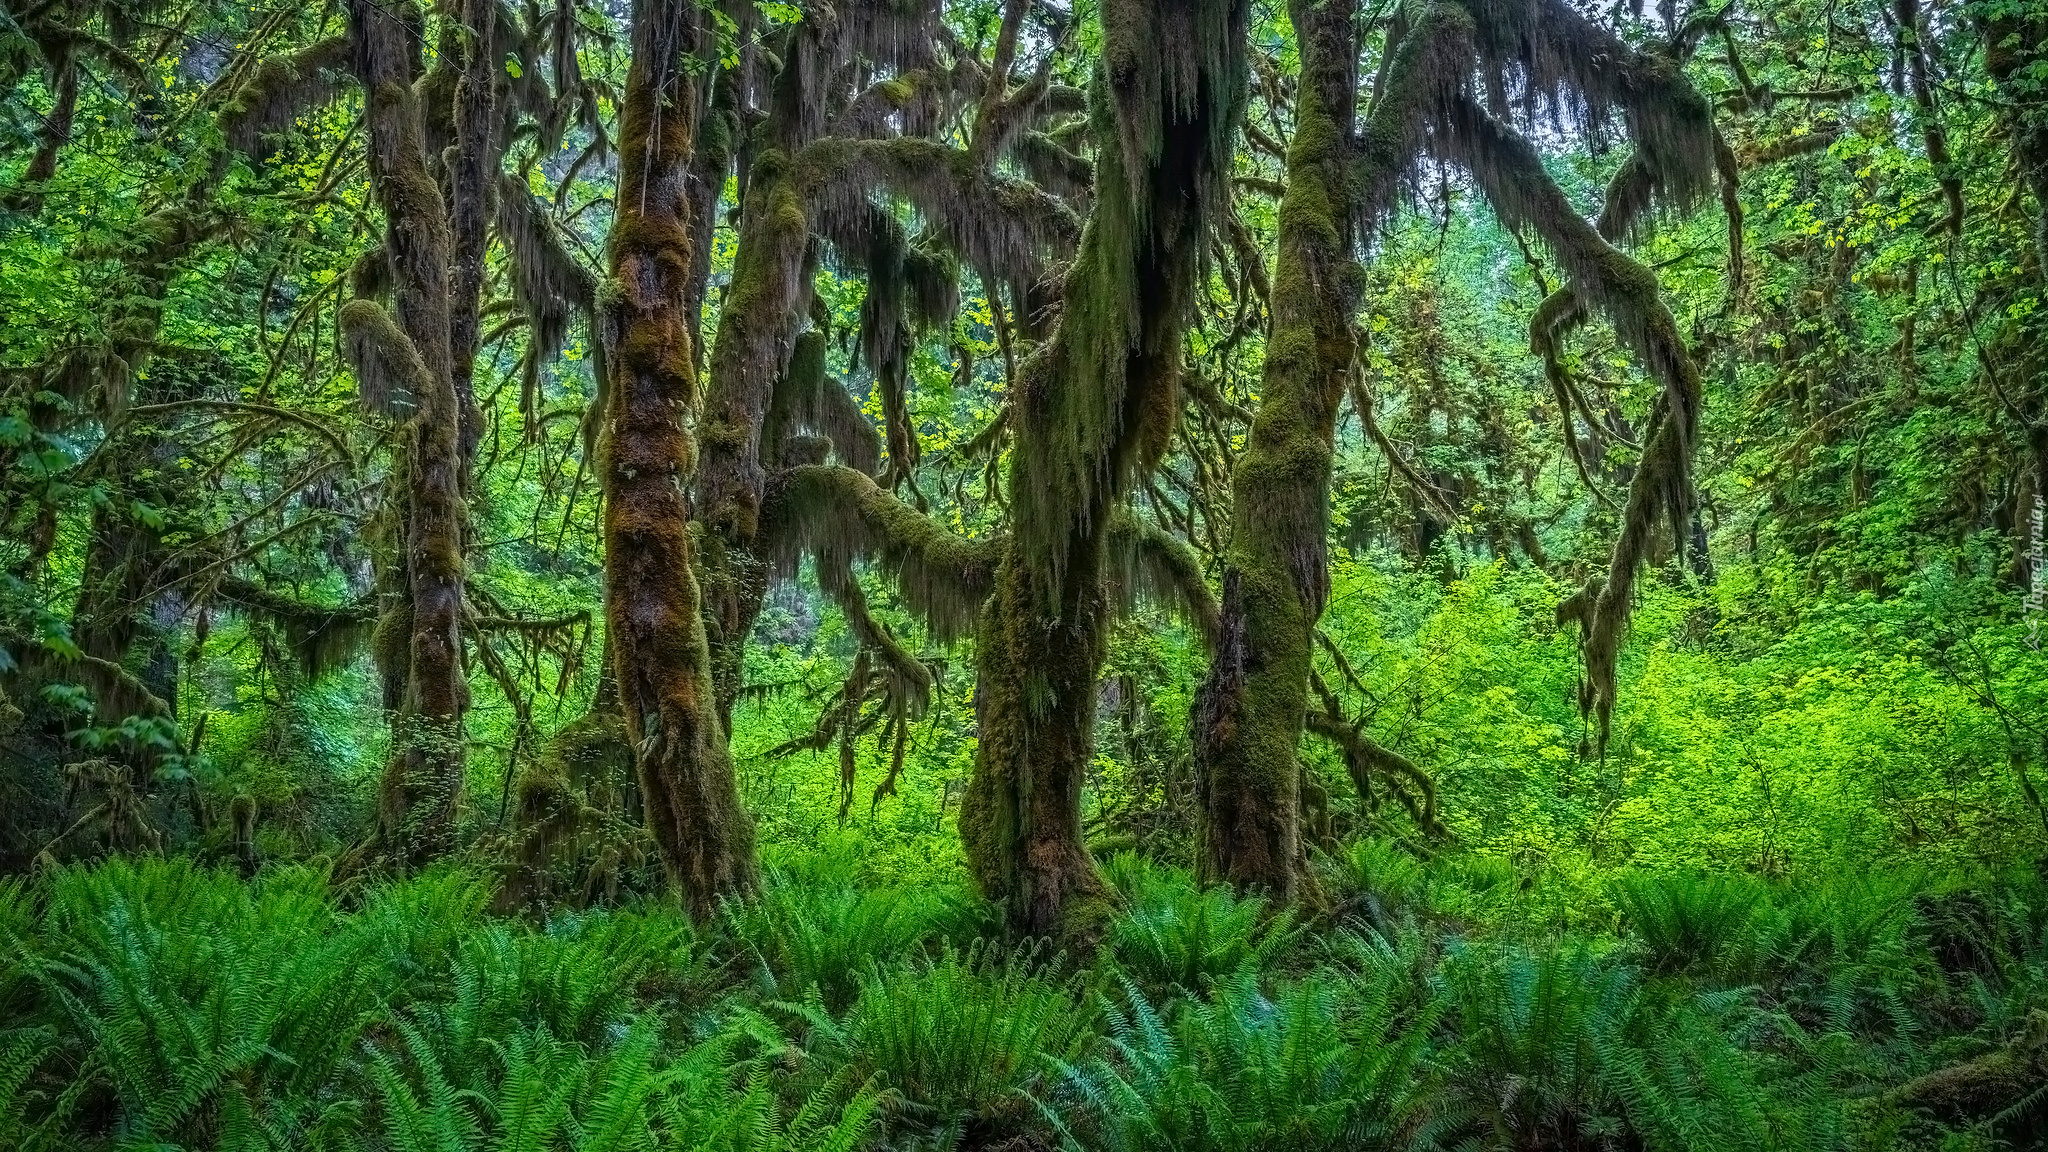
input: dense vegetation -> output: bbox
[3,0,2047,1144]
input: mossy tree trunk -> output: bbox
[601,0,759,917]
[350,0,471,866]
[960,0,1247,937]
[445,0,501,475]
[696,21,825,731]
[1193,0,1359,899]
[1974,5,2048,531]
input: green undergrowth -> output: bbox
[1,846,2043,1151]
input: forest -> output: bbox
[2,0,2048,1143]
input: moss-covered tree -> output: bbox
[1192,0,1361,899]
[959,0,1249,936]
[598,0,759,916]
[342,0,471,866]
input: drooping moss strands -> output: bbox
[1003,0,1248,604]
[768,464,999,642]
[493,172,598,370]
[960,0,1249,938]
[1103,509,1219,649]
[1352,2,1477,232]
[337,298,431,417]
[1432,92,1704,751]
[600,0,759,917]
[803,135,1081,309]
[348,0,471,868]
[1460,0,1718,218]
[696,0,990,731]
[1533,142,1696,515]
[217,35,351,162]
[1193,0,1359,900]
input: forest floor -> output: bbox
[3,843,2045,1151]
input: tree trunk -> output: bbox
[1192,0,1360,899]
[602,0,758,918]
[445,0,501,475]
[961,548,1114,937]
[959,0,1248,936]
[696,36,819,728]
[351,0,471,867]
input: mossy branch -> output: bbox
[1105,508,1219,650]
[771,464,1000,642]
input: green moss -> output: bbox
[1191,0,1359,899]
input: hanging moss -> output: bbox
[213,578,376,680]
[493,172,595,366]
[219,35,352,160]
[337,298,429,417]
[1103,509,1219,648]
[1336,0,1721,756]
[802,134,1081,290]
[961,0,1249,938]
[769,464,999,642]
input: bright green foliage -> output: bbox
[725,845,982,1010]
[1439,945,1792,1150]
[2,853,2047,1148]
[832,941,1093,1140]
[2,859,881,1150]
[5,0,2048,1144]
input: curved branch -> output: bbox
[770,464,1000,641]
[1106,508,1219,650]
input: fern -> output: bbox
[837,940,1092,1138]
[35,857,378,1149]
[1048,965,1442,1152]
[1102,853,1298,997]
[1441,944,1819,1151]
[1609,870,1770,979]
[725,855,974,1011]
